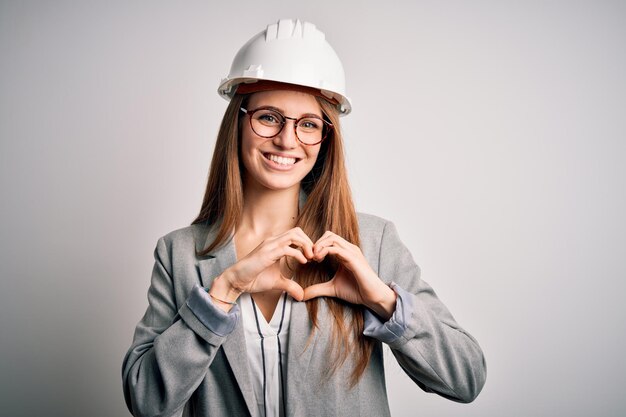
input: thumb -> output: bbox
[302,281,336,301]
[275,277,305,302]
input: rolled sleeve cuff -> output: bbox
[185,284,240,337]
[363,282,415,344]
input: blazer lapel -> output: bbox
[196,226,258,417]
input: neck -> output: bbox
[238,182,300,238]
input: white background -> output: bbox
[1,1,625,416]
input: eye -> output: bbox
[256,110,283,126]
[298,118,322,131]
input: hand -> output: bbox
[303,231,397,320]
[210,227,314,308]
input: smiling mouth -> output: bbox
[264,153,300,166]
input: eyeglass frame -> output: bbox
[240,107,333,146]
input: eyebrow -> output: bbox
[255,105,323,119]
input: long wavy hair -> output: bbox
[193,93,374,386]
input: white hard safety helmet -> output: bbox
[218,19,352,116]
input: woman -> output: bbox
[123,19,486,417]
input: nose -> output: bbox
[272,119,299,149]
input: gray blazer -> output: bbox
[122,213,486,417]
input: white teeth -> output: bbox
[267,154,296,165]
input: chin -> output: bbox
[257,175,303,191]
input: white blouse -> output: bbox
[239,292,292,417]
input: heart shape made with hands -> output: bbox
[224,227,396,318]
[279,230,385,308]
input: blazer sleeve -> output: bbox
[364,221,487,403]
[122,237,239,417]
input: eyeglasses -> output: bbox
[240,107,333,146]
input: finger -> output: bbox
[313,233,352,257]
[274,277,305,302]
[283,247,309,264]
[313,233,335,259]
[266,241,308,264]
[302,281,336,301]
[321,247,376,284]
[314,245,352,264]
[279,228,315,259]
[291,226,315,246]
[314,230,337,246]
